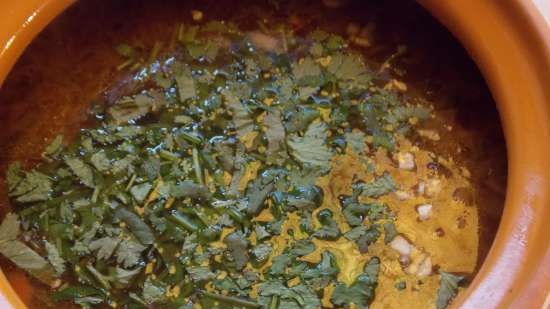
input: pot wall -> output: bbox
[419,1,550,308]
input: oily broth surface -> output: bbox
[0,0,506,308]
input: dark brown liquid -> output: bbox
[0,0,506,308]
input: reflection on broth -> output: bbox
[0,1,506,309]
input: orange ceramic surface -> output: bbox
[0,0,74,86]
[0,1,550,309]
[418,1,550,308]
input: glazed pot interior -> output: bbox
[0,0,548,308]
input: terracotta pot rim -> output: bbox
[1,1,550,308]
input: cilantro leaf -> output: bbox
[199,291,260,309]
[345,130,367,154]
[289,240,316,256]
[65,157,95,188]
[116,239,146,268]
[170,180,211,200]
[0,214,56,284]
[187,266,216,283]
[284,106,320,134]
[224,231,249,270]
[292,57,322,85]
[343,202,386,226]
[258,281,320,309]
[174,63,196,102]
[5,162,23,192]
[142,278,168,305]
[357,226,381,253]
[52,285,105,304]
[290,284,322,309]
[90,151,111,172]
[45,241,66,275]
[245,169,280,215]
[114,207,155,245]
[89,237,120,261]
[250,243,272,267]
[44,135,64,156]
[130,183,152,203]
[8,170,52,203]
[287,122,333,168]
[111,154,137,175]
[269,254,292,276]
[331,258,379,309]
[327,53,372,89]
[0,213,21,241]
[302,251,339,280]
[187,41,220,61]
[108,92,164,125]
[285,185,323,211]
[112,266,142,285]
[313,209,341,240]
[223,86,254,139]
[383,221,399,244]
[358,172,396,198]
[436,271,464,309]
[264,109,287,162]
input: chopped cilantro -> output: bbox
[358,172,396,198]
[0,19,440,309]
[287,122,333,168]
[436,271,464,309]
[331,257,380,309]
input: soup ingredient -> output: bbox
[436,272,464,309]
[1,19,478,309]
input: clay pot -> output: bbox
[0,1,549,308]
